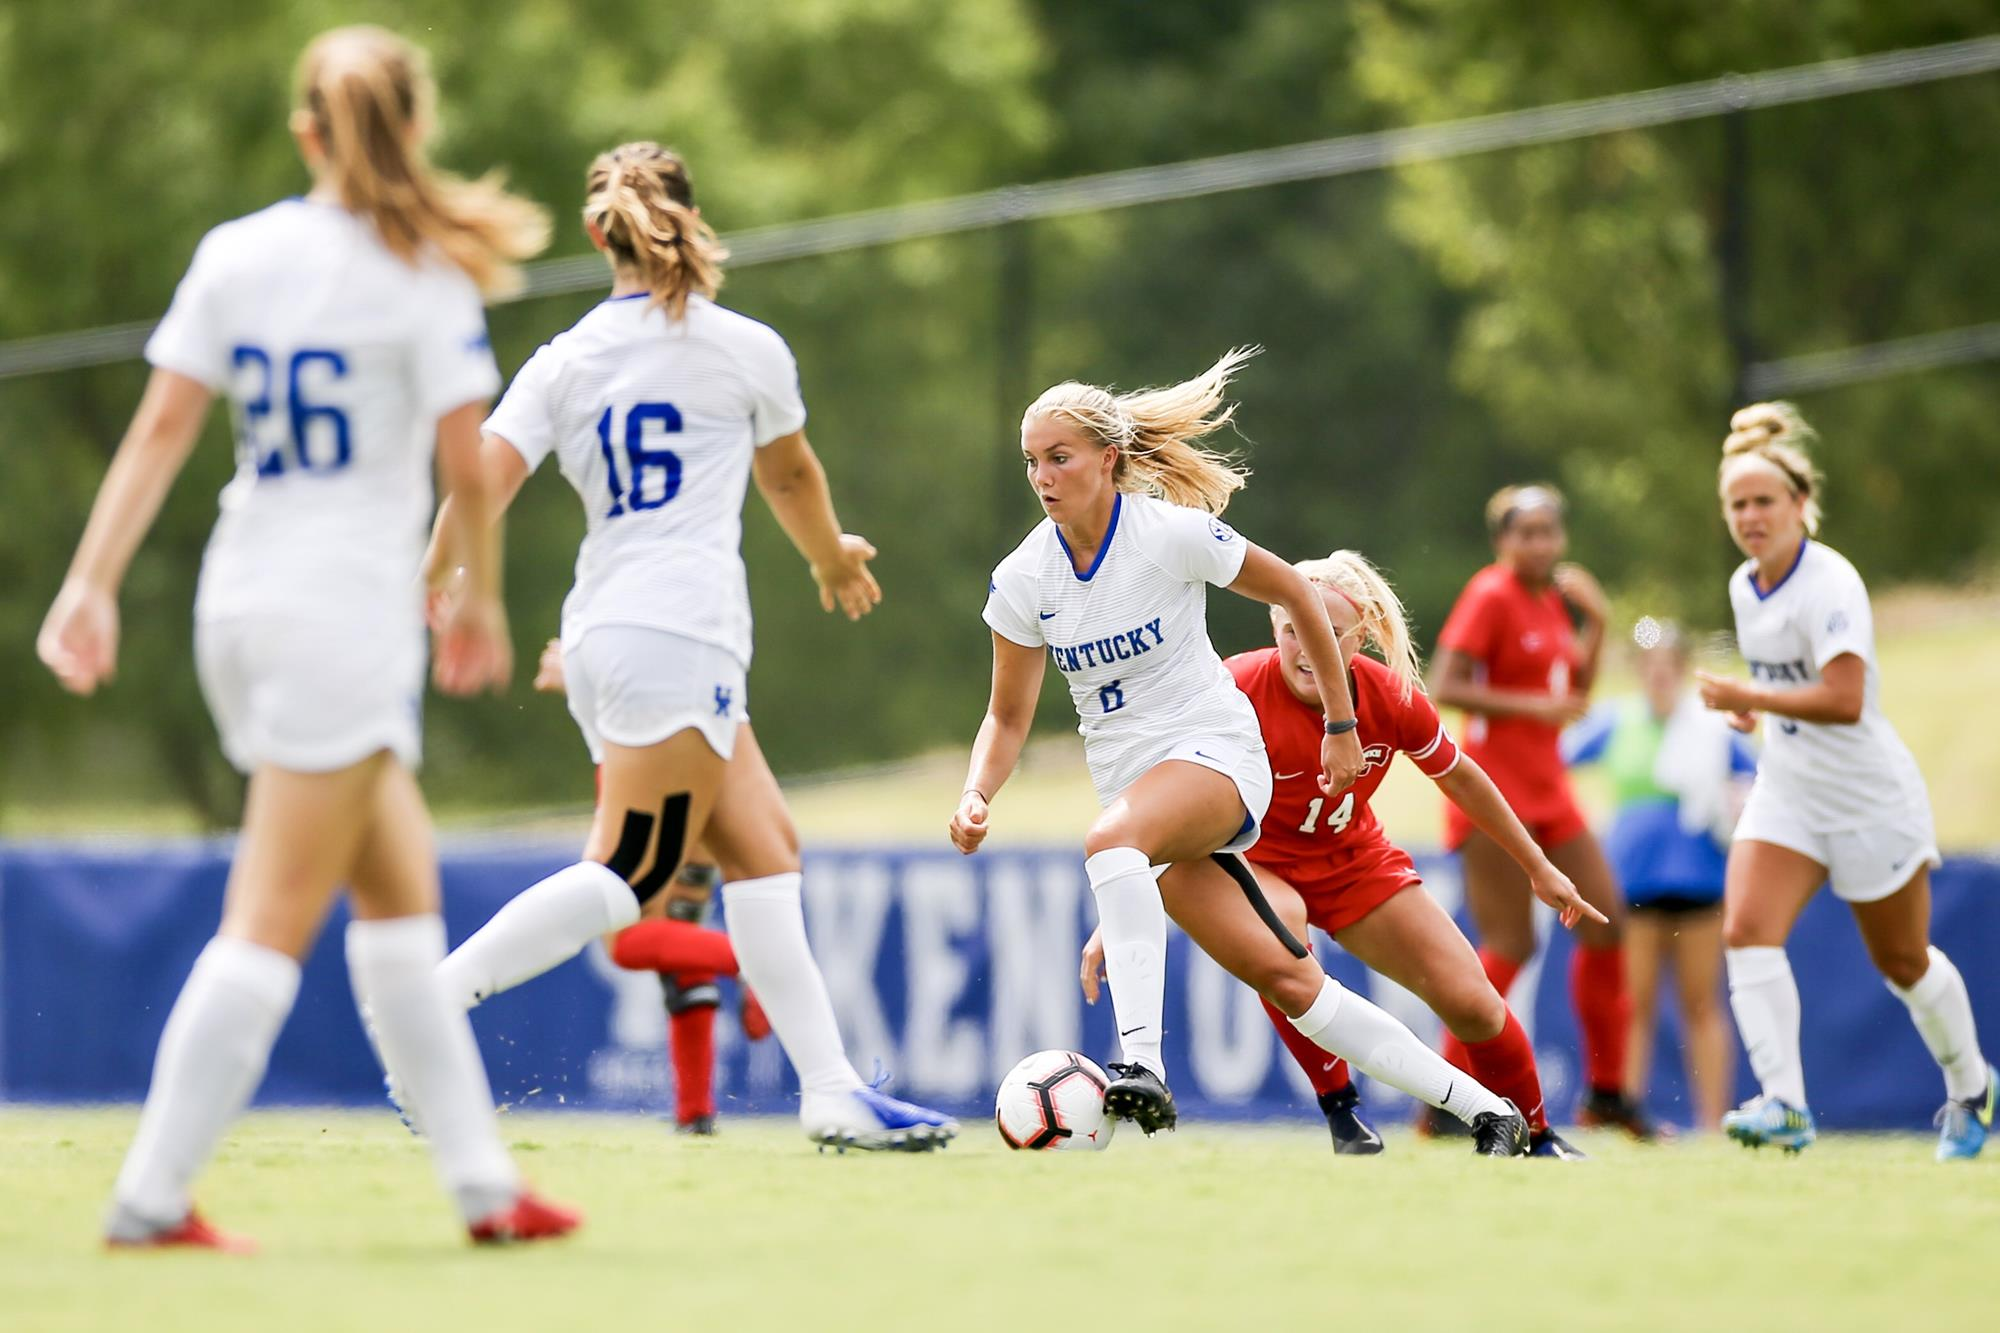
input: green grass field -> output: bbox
[1,1109,1991,1333]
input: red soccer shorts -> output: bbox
[1261,841,1426,937]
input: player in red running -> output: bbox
[533,640,772,1134]
[1429,484,1650,1137]
[1084,551,1597,1157]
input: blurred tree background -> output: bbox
[2,1,1995,825]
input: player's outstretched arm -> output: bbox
[37,369,213,696]
[1227,544,1363,793]
[950,634,1045,855]
[751,430,880,621]
[1696,655,1863,727]
[1434,755,1605,930]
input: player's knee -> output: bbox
[1443,986,1507,1043]
[1083,815,1142,859]
[1260,959,1324,1017]
[1870,943,1930,991]
[1721,911,1771,952]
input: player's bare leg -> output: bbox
[704,725,955,1150]
[1667,908,1732,1131]
[1623,912,1669,1112]
[436,729,724,1010]
[1160,857,1528,1156]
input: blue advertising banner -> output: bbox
[2,840,1995,1130]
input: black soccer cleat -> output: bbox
[1319,1085,1385,1156]
[1528,1127,1588,1160]
[1103,1062,1178,1135]
[1577,1088,1661,1142]
[674,1115,718,1136]
[1413,1101,1472,1139]
[1469,1099,1531,1158]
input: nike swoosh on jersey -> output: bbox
[1274,771,1306,780]
[1039,611,1057,620]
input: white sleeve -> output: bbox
[982,562,1043,648]
[742,326,808,446]
[413,271,502,419]
[143,231,231,390]
[482,346,560,471]
[1806,564,1874,670]
[1139,500,1250,587]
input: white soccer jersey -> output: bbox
[1728,539,1929,832]
[145,199,501,623]
[483,293,807,667]
[984,491,1262,803]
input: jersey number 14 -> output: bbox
[597,401,684,518]
[1299,792,1355,836]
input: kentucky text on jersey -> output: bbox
[1748,658,1812,683]
[1049,619,1165,673]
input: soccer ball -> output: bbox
[994,1050,1116,1151]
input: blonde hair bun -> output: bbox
[1723,401,1816,457]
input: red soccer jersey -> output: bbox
[1226,648,1460,884]
[1435,563,1580,823]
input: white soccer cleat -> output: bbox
[801,1084,958,1153]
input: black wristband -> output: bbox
[1323,717,1358,736]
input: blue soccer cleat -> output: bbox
[1935,1064,1996,1162]
[1528,1128,1588,1160]
[803,1078,958,1153]
[1722,1095,1816,1154]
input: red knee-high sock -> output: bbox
[669,998,717,1124]
[1572,944,1631,1094]
[1441,948,1524,1072]
[1264,996,1351,1097]
[611,920,739,975]
[1458,1008,1547,1133]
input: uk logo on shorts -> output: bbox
[1207,517,1238,544]
[713,685,733,717]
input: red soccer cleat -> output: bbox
[469,1191,583,1245]
[741,985,772,1042]
[107,1208,258,1255]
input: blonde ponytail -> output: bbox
[1024,347,1257,515]
[582,143,728,320]
[1293,549,1424,703]
[297,26,549,296]
[1720,401,1824,535]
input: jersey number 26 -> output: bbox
[597,402,683,518]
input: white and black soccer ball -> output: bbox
[994,1049,1115,1151]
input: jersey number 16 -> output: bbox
[597,402,684,518]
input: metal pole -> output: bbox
[994,205,1033,546]
[1718,104,1755,406]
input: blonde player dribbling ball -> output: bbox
[952,351,1533,1155]
[1699,402,1995,1158]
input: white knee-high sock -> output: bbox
[722,873,862,1097]
[1289,975,1508,1124]
[1888,946,1989,1103]
[1727,946,1806,1108]
[347,916,518,1224]
[108,937,300,1231]
[1085,847,1168,1080]
[435,861,639,1010]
